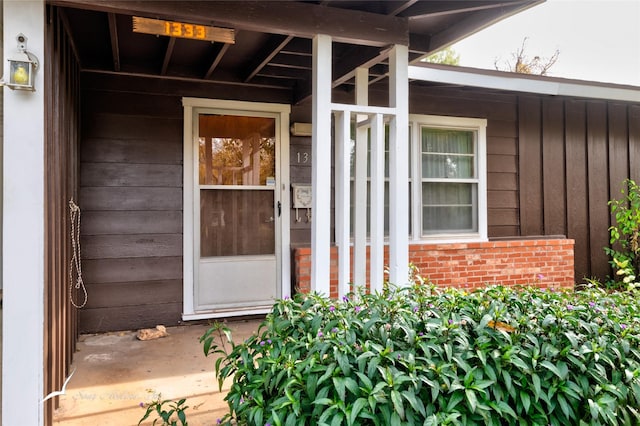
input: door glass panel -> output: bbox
[198,114,276,257]
[199,115,275,185]
[200,189,275,256]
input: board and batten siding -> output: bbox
[79,91,184,333]
[518,97,640,282]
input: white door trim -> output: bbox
[181,98,291,319]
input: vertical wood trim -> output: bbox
[370,113,384,292]
[410,123,421,241]
[630,105,640,183]
[565,101,591,281]
[477,120,488,241]
[278,109,292,299]
[42,6,81,419]
[518,96,543,235]
[334,111,351,297]
[310,34,332,295]
[586,102,611,279]
[52,10,63,410]
[182,103,195,316]
[608,103,629,198]
[541,98,566,235]
[388,44,409,286]
[353,67,368,289]
[44,7,55,422]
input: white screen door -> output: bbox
[195,112,279,311]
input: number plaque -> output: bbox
[133,17,235,44]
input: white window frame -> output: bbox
[409,114,487,243]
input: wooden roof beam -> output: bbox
[57,8,82,68]
[204,42,232,79]
[293,45,390,104]
[107,12,120,71]
[388,0,419,17]
[160,37,175,75]
[397,0,533,18]
[244,35,293,83]
[49,0,410,47]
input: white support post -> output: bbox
[311,34,332,295]
[334,111,351,298]
[353,67,368,291]
[2,1,45,424]
[369,113,384,292]
[388,44,410,286]
[410,122,422,242]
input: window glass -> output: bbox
[421,126,478,235]
[421,129,474,179]
[422,182,477,233]
[343,115,485,240]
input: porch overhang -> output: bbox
[47,0,544,105]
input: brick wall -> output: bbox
[293,239,575,298]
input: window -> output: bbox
[348,115,487,242]
[412,115,487,241]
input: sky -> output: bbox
[451,0,640,86]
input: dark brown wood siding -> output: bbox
[406,85,640,283]
[44,6,80,423]
[517,97,640,282]
[79,92,184,333]
[408,85,520,238]
[77,73,639,333]
[78,73,292,333]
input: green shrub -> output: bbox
[606,179,640,291]
[203,283,640,425]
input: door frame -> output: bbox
[182,97,291,320]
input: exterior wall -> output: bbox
[77,76,639,332]
[293,238,575,297]
[517,97,640,282]
[328,84,639,284]
[406,85,520,238]
[0,0,3,293]
[78,73,296,333]
[79,90,184,333]
[43,6,81,423]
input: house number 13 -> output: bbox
[297,152,310,164]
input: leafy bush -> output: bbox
[606,179,640,291]
[203,283,640,425]
[138,392,189,426]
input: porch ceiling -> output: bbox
[49,0,542,103]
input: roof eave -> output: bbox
[409,63,640,103]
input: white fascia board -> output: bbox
[408,66,640,103]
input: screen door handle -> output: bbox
[277,201,281,217]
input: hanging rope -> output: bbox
[69,199,87,308]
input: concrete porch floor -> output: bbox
[53,319,263,426]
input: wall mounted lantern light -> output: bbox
[0,33,40,91]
